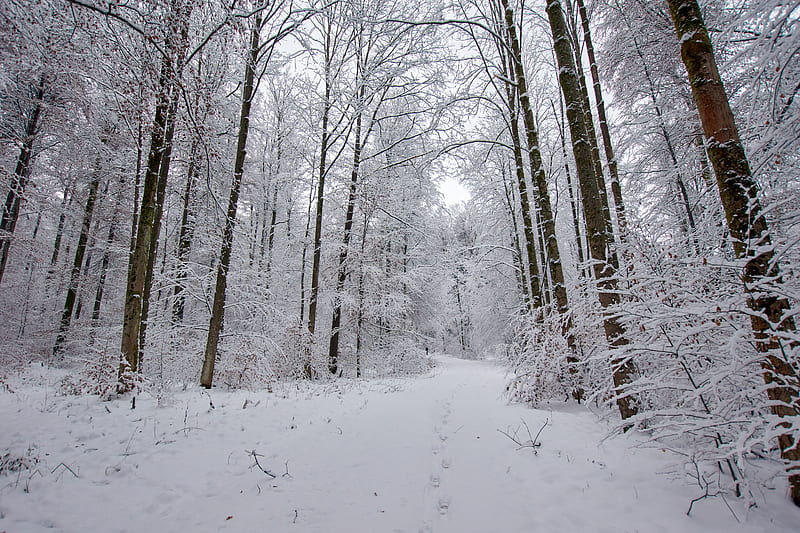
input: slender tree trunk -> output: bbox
[0,77,45,287]
[308,62,333,338]
[506,79,542,309]
[546,0,635,418]
[50,180,74,269]
[553,98,586,274]
[53,172,100,355]
[328,102,363,375]
[501,163,530,305]
[200,15,261,388]
[172,140,199,324]
[502,0,576,358]
[354,210,370,378]
[120,2,190,383]
[668,0,800,505]
[575,0,627,235]
[563,1,615,251]
[120,58,176,379]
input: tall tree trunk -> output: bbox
[120,1,190,382]
[0,77,45,287]
[53,172,100,355]
[354,210,370,378]
[668,0,800,505]
[308,58,333,339]
[563,1,615,250]
[139,82,181,348]
[502,0,575,354]
[505,77,542,308]
[200,15,261,388]
[50,180,74,269]
[546,0,635,418]
[501,163,530,305]
[575,0,627,235]
[172,140,199,324]
[328,103,363,375]
[120,57,177,379]
[552,98,587,275]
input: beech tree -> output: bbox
[544,0,635,419]
[668,0,800,506]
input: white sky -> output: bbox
[439,176,471,206]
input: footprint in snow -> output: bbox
[437,497,451,516]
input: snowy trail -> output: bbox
[1,355,798,532]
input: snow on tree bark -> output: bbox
[668,0,800,506]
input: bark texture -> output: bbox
[200,15,261,388]
[546,0,635,418]
[0,77,45,286]
[53,171,100,355]
[668,0,800,506]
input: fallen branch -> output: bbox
[51,462,80,478]
[246,449,276,478]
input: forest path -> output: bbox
[1,356,796,532]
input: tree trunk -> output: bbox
[546,0,635,419]
[502,0,576,355]
[0,77,45,287]
[139,80,181,349]
[308,60,333,338]
[172,139,199,324]
[50,180,74,270]
[575,0,627,235]
[668,0,800,505]
[328,102,363,375]
[200,15,261,388]
[120,57,176,380]
[53,172,100,355]
[120,1,190,383]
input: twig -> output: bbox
[497,418,548,453]
[51,462,79,478]
[247,449,276,478]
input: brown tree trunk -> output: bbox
[200,14,261,388]
[668,0,800,505]
[120,52,178,379]
[54,171,101,355]
[328,97,363,375]
[308,64,333,339]
[120,1,191,383]
[0,77,45,287]
[172,139,199,324]
[546,0,635,419]
[502,0,577,356]
[575,0,627,235]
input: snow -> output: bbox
[1,356,798,532]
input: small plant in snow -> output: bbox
[0,445,39,475]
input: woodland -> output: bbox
[1,0,799,515]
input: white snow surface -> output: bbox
[1,355,798,532]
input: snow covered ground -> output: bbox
[1,355,798,532]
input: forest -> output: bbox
[1,0,799,522]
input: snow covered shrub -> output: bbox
[57,348,127,398]
[214,334,277,389]
[385,341,430,375]
[612,247,800,504]
[0,445,39,475]
[506,306,590,405]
